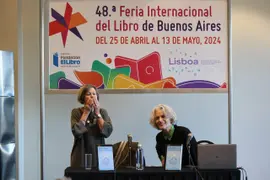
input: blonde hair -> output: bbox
[149,104,177,129]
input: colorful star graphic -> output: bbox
[49,2,87,47]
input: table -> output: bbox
[64,166,241,180]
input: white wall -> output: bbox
[231,0,270,179]
[21,0,41,178]
[0,0,41,180]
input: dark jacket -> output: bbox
[155,125,197,166]
[70,107,113,168]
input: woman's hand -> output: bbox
[93,97,100,115]
[161,159,165,166]
[80,99,92,124]
[83,97,93,115]
[93,97,105,130]
[83,104,91,115]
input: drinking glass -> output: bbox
[84,154,92,170]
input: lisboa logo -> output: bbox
[169,58,199,65]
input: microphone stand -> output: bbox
[185,134,195,169]
[126,135,135,169]
[129,145,132,167]
[188,144,191,166]
[186,143,195,169]
[125,145,135,168]
[185,136,204,180]
[186,143,204,180]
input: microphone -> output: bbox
[186,133,193,146]
[127,134,132,149]
[186,133,193,167]
[127,134,133,167]
[185,133,204,180]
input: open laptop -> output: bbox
[197,144,237,169]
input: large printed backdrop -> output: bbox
[48,0,228,91]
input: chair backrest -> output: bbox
[197,140,214,145]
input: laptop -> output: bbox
[197,144,237,169]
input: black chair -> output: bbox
[197,140,214,144]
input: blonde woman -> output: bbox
[70,84,113,168]
[149,104,197,167]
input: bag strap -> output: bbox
[114,141,127,168]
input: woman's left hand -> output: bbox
[93,97,100,115]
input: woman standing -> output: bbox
[70,84,113,168]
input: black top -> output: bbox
[155,125,198,166]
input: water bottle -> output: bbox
[136,143,144,170]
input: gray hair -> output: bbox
[149,104,177,129]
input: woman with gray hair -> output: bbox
[149,104,197,167]
[70,84,113,168]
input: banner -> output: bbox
[48,0,228,91]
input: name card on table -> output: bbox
[97,145,115,171]
[165,145,183,171]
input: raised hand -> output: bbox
[93,96,100,115]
